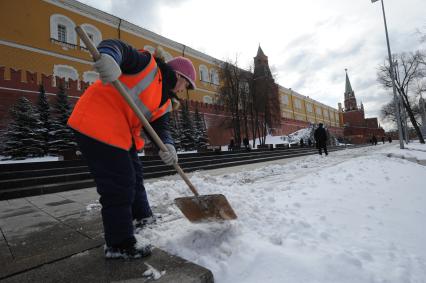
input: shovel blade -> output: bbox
[174,194,237,223]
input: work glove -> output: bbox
[158,143,178,165]
[93,53,121,84]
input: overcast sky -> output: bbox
[79,0,425,130]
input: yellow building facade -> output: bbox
[279,87,341,128]
[0,0,342,129]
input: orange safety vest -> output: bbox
[68,54,172,151]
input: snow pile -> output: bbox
[133,142,426,283]
[143,263,166,280]
[281,127,313,144]
[0,156,59,164]
[86,201,101,211]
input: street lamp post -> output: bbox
[371,0,404,149]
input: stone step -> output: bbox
[0,148,347,200]
[0,146,359,200]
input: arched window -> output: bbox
[199,65,209,82]
[53,65,78,88]
[79,24,102,48]
[143,45,155,54]
[281,95,289,105]
[83,71,99,84]
[316,107,322,115]
[294,99,302,109]
[203,95,213,104]
[210,69,219,85]
[50,14,77,45]
[163,51,173,62]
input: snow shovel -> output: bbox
[75,26,237,223]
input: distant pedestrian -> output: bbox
[381,136,385,144]
[388,136,392,143]
[300,138,304,147]
[308,138,312,147]
[314,123,328,156]
[243,137,250,151]
[229,139,235,151]
[372,135,378,146]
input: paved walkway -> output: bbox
[0,182,215,282]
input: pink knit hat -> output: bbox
[167,57,196,90]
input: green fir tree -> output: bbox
[179,102,195,151]
[1,97,44,159]
[48,84,77,154]
[36,84,51,154]
[193,106,209,149]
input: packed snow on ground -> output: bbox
[0,156,59,164]
[133,141,426,283]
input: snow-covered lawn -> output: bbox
[134,142,426,283]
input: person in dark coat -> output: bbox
[229,139,235,151]
[308,138,312,147]
[381,136,385,144]
[372,135,378,146]
[243,137,250,151]
[314,123,328,156]
[300,138,304,147]
[68,39,196,259]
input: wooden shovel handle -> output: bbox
[75,26,199,197]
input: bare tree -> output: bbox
[377,51,425,143]
[381,96,420,123]
[249,72,280,146]
[218,57,281,148]
[218,58,244,146]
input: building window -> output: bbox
[143,45,155,54]
[210,69,219,85]
[316,107,322,115]
[281,95,289,105]
[239,81,249,94]
[79,24,102,48]
[294,99,302,109]
[50,14,77,45]
[199,65,209,82]
[83,71,98,84]
[306,104,313,112]
[203,95,213,104]
[57,24,67,42]
[163,51,173,62]
[295,114,305,121]
[53,65,79,88]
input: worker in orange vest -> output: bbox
[68,39,196,259]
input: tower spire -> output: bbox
[344,69,358,111]
[345,69,353,95]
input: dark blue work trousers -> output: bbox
[74,131,152,247]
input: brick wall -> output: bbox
[0,67,345,146]
[0,67,90,128]
[365,118,379,129]
[343,110,365,127]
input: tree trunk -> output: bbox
[401,95,425,143]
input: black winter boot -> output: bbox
[104,235,152,259]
